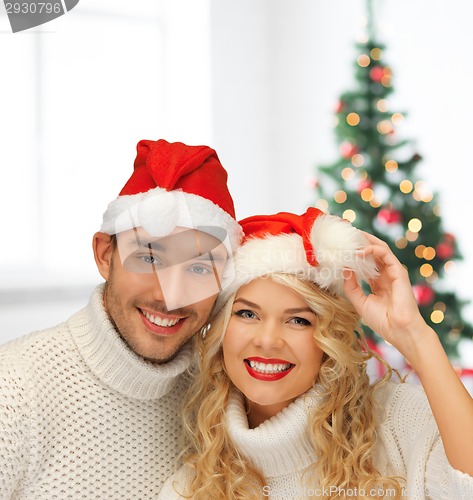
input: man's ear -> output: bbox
[93,232,115,280]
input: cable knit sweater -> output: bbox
[0,284,193,500]
[159,382,473,499]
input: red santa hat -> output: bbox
[216,207,377,308]
[100,139,243,249]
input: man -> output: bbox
[0,139,242,499]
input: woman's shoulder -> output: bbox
[374,380,429,408]
[373,380,437,438]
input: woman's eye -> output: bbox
[233,309,257,320]
[289,317,312,326]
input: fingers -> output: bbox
[343,269,367,314]
[355,232,413,291]
[358,241,403,273]
[359,231,391,247]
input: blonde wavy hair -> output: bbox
[180,273,404,499]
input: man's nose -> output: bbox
[149,266,184,311]
[155,262,221,310]
[149,270,167,304]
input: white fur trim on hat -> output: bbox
[310,214,378,293]
[100,186,243,251]
[215,214,377,310]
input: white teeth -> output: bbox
[142,310,179,327]
[248,360,292,374]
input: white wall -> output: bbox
[1,0,472,344]
[211,0,473,324]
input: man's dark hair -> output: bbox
[110,234,118,249]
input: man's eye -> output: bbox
[188,264,211,275]
[233,309,257,319]
[141,255,160,265]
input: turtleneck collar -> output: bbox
[226,386,323,478]
[69,284,194,400]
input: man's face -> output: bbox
[95,227,228,363]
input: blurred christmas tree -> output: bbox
[314,1,472,358]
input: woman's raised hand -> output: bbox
[342,231,429,360]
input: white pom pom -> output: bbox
[310,214,378,294]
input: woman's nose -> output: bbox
[252,321,285,350]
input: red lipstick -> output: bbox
[244,357,295,382]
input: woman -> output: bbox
[159,207,473,499]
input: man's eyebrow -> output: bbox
[126,238,226,261]
[195,250,226,262]
[127,238,165,251]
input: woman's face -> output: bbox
[223,277,324,426]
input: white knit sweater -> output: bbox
[159,382,473,499]
[0,285,193,500]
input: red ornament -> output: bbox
[335,100,345,113]
[436,242,455,260]
[357,179,373,193]
[370,66,385,82]
[340,141,359,159]
[436,233,456,260]
[443,233,456,244]
[412,284,435,307]
[377,207,402,224]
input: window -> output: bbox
[0,0,212,289]
[0,0,212,341]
